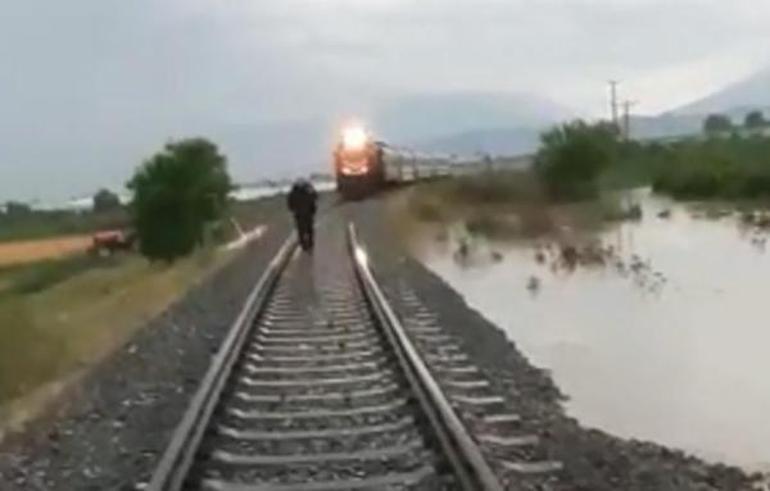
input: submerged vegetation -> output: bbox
[401,118,770,245]
[399,169,622,244]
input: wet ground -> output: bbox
[413,191,770,474]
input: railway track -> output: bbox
[147,221,504,490]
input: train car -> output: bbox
[333,124,458,198]
[382,146,416,182]
[333,126,386,199]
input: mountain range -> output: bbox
[250,66,770,178]
[405,66,770,151]
[672,66,770,116]
[374,92,572,144]
[625,66,770,139]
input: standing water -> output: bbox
[419,193,770,472]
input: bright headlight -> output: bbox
[342,125,368,151]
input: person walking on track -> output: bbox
[287,179,318,251]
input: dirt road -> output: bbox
[0,236,92,267]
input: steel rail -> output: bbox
[147,234,297,491]
[347,223,504,491]
[148,222,503,490]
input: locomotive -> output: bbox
[333,126,385,199]
[333,125,454,199]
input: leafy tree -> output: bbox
[744,110,766,129]
[127,138,232,262]
[534,120,618,199]
[703,114,733,135]
[92,188,122,213]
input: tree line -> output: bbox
[704,110,767,135]
[534,113,770,201]
[2,138,234,263]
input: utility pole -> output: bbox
[608,80,620,129]
[622,100,637,141]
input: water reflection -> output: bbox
[420,192,770,472]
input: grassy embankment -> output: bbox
[0,248,233,431]
[0,256,248,429]
[0,195,285,435]
[0,252,228,386]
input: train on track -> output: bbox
[146,224,517,490]
[146,221,562,490]
[333,125,455,199]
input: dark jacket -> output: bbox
[287,181,318,217]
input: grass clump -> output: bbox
[438,170,543,204]
[403,170,562,240]
[0,300,68,401]
[410,196,446,222]
[465,214,517,238]
[405,170,545,217]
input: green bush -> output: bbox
[93,188,122,213]
[534,121,618,200]
[703,113,733,135]
[128,138,233,262]
[744,111,766,129]
[650,137,770,199]
[599,140,662,190]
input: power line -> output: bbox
[622,100,637,140]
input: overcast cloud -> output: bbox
[1,0,769,202]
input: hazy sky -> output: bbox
[1,0,769,203]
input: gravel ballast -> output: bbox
[0,214,290,490]
[346,197,759,491]
[190,221,448,488]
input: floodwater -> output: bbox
[419,192,770,472]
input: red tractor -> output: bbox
[90,229,136,256]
